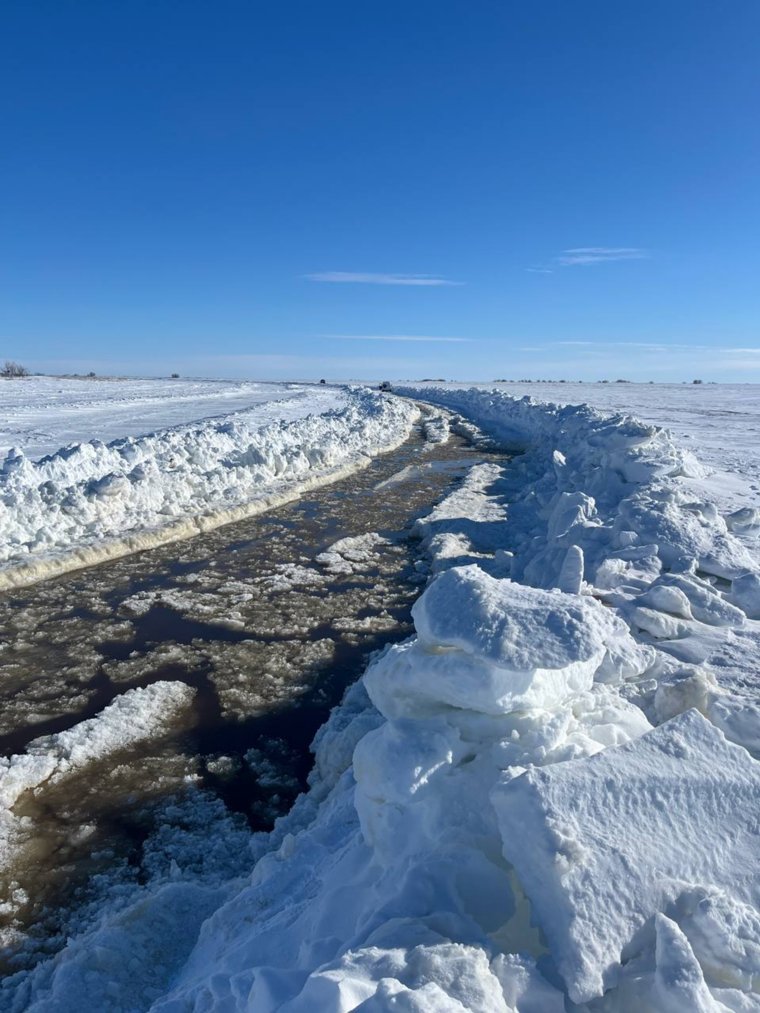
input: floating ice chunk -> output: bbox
[492,710,760,1003]
[316,532,390,575]
[259,563,325,591]
[0,681,195,804]
[413,463,506,556]
[422,412,451,445]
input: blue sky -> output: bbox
[2,1,759,381]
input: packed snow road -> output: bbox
[0,408,507,996]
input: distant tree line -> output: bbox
[1,360,29,377]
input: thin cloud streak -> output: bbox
[558,247,648,266]
[306,271,464,287]
[326,334,472,343]
[552,341,760,353]
[528,247,650,272]
[304,271,463,286]
[555,340,672,350]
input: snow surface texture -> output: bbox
[494,708,760,1003]
[0,376,335,461]
[0,385,417,589]
[5,385,760,1011]
[410,381,760,517]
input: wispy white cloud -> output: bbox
[551,340,749,352]
[304,271,463,287]
[554,340,671,350]
[326,334,472,343]
[527,248,650,273]
[557,247,648,266]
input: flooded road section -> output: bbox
[0,407,509,971]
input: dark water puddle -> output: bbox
[100,605,255,656]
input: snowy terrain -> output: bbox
[413,381,760,519]
[0,376,336,461]
[0,379,417,589]
[2,381,760,1011]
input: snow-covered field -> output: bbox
[0,376,335,461]
[2,380,760,1011]
[416,381,760,517]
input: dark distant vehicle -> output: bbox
[378,380,392,391]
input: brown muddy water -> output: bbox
[0,408,509,972]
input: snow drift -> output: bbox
[0,388,418,589]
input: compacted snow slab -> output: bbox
[366,565,648,720]
[492,709,760,1004]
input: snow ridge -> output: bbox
[396,384,756,584]
[0,388,418,589]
